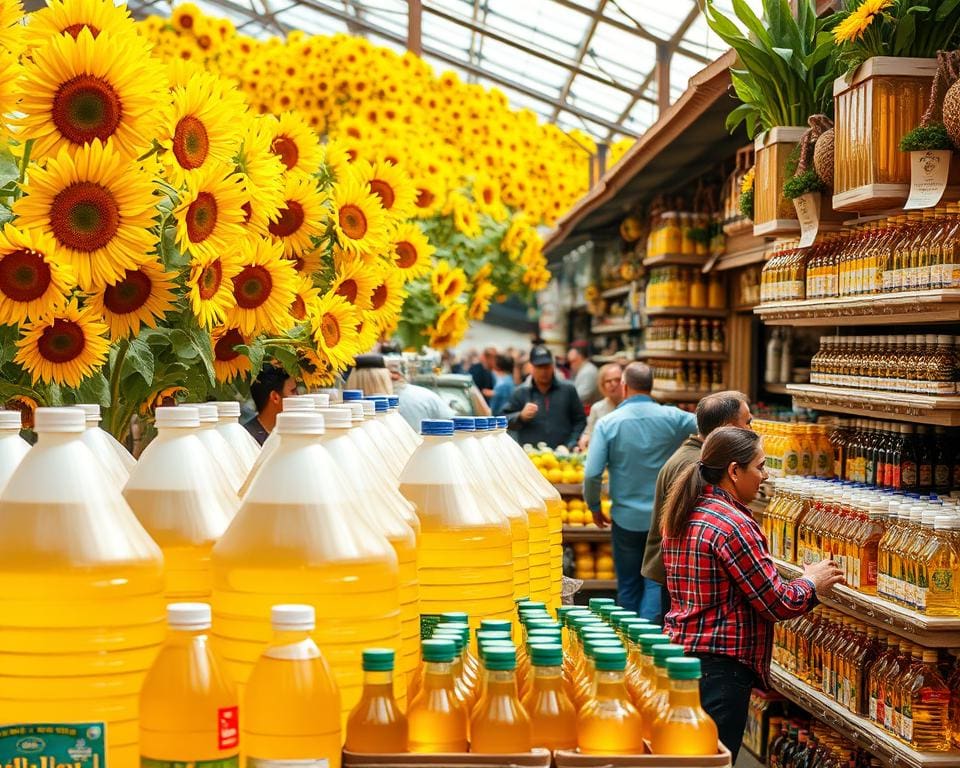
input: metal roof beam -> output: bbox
[550,0,608,122]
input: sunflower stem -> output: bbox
[108,339,130,436]
[16,140,33,194]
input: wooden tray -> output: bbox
[554,745,732,768]
[344,749,552,768]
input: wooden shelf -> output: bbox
[579,579,618,591]
[786,384,960,427]
[643,253,709,267]
[637,349,727,361]
[590,321,636,335]
[562,526,611,542]
[774,558,960,647]
[762,383,794,395]
[754,289,960,326]
[771,665,960,768]
[552,483,583,496]
[644,306,727,318]
[652,388,714,402]
[601,284,635,299]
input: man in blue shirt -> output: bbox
[583,362,697,620]
[489,353,516,415]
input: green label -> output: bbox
[142,758,239,768]
[932,568,954,593]
[0,723,106,768]
[420,613,443,639]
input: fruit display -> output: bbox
[525,444,586,485]
[558,496,611,527]
[568,541,616,581]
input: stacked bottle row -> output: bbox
[645,267,725,309]
[762,478,960,614]
[647,211,713,259]
[772,607,957,751]
[651,361,725,392]
[753,420,835,479]
[766,719,874,768]
[809,334,960,395]
[760,243,808,302]
[644,318,726,353]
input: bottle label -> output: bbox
[143,759,239,768]
[920,688,952,705]
[247,761,330,768]
[421,614,444,638]
[919,464,933,488]
[0,723,107,768]
[902,461,917,488]
[935,464,950,488]
[932,568,955,595]
[218,707,239,751]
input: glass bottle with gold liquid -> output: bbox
[641,643,686,740]
[470,645,532,753]
[407,638,468,753]
[921,513,960,616]
[345,649,408,752]
[650,658,719,755]
[523,642,577,750]
[577,646,645,754]
[901,649,951,750]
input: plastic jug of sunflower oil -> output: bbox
[399,419,514,632]
[0,410,29,493]
[0,407,164,768]
[140,603,239,767]
[367,394,419,462]
[482,417,553,607]
[195,404,247,493]
[317,406,419,694]
[212,410,401,719]
[238,396,316,496]
[211,400,261,476]
[452,417,530,612]
[123,407,238,602]
[75,403,135,487]
[342,390,404,477]
[244,605,341,768]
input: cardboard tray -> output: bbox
[553,744,732,768]
[343,749,552,768]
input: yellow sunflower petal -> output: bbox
[224,236,298,336]
[267,173,327,258]
[85,258,177,339]
[0,223,76,324]
[391,221,434,281]
[331,167,391,258]
[174,162,248,262]
[211,324,252,382]
[311,290,361,372]
[187,252,242,329]
[14,299,110,387]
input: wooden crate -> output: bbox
[753,127,806,237]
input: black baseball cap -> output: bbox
[530,345,553,366]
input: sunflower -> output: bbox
[160,71,246,186]
[236,116,286,223]
[330,169,390,258]
[0,51,19,136]
[431,259,467,306]
[368,268,406,329]
[741,166,756,194]
[24,0,138,51]
[354,309,380,354]
[140,385,186,415]
[322,136,353,181]
[224,237,298,335]
[355,158,417,223]
[85,258,177,339]
[186,253,241,329]
[0,224,75,325]
[264,111,324,177]
[211,324,251,382]
[5,395,37,429]
[267,174,327,257]
[0,0,23,56]
[14,299,110,387]
[412,173,446,218]
[330,250,377,310]
[390,222,434,282]
[289,247,324,277]
[426,303,468,350]
[171,3,201,32]
[311,290,361,371]
[834,0,892,43]
[474,173,508,222]
[14,140,157,291]
[469,280,497,321]
[16,27,165,161]
[174,163,247,263]
[452,194,482,238]
[298,346,335,388]
[289,275,319,323]
[165,57,203,90]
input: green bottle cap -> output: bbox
[480,619,512,633]
[598,604,620,621]
[626,623,659,641]
[652,643,686,668]
[527,628,563,641]
[362,648,395,671]
[581,625,618,640]
[667,657,701,680]
[556,605,577,621]
[440,611,469,624]
[421,638,456,663]
[476,630,512,644]
[483,645,518,671]
[517,601,546,613]
[638,633,672,653]
[432,629,464,654]
[584,637,624,657]
[435,622,469,639]
[563,609,592,626]
[609,610,639,628]
[593,646,628,671]
[571,615,603,631]
[524,618,560,630]
[528,643,563,667]
[588,598,616,614]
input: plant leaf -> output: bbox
[74,371,111,407]
[124,336,156,387]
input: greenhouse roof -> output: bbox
[124,0,754,143]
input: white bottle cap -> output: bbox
[318,388,341,403]
[272,604,315,631]
[156,406,200,429]
[304,394,330,408]
[282,396,315,412]
[341,402,364,422]
[0,410,21,430]
[212,401,241,419]
[34,407,85,433]
[275,412,324,436]
[195,404,219,423]
[74,404,101,424]
[361,400,376,417]
[316,407,350,429]
[167,602,211,630]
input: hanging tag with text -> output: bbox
[904,149,951,210]
[794,192,821,248]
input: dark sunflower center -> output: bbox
[335,278,358,303]
[445,278,461,298]
[103,268,151,314]
[63,23,100,38]
[483,188,494,205]
[394,241,417,269]
[339,204,367,240]
[290,295,307,320]
[50,181,121,252]
[52,74,122,145]
[232,265,272,309]
[320,312,340,348]
[214,328,243,361]
[271,135,299,170]
[241,201,253,224]
[186,191,218,243]
[0,249,51,302]
[173,115,210,170]
[416,188,435,208]
[372,283,387,310]
[198,259,222,300]
[268,201,304,238]
[37,318,85,364]
[369,179,395,210]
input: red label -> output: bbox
[219,706,239,750]
[920,689,951,705]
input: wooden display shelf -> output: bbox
[644,306,727,318]
[770,665,960,768]
[754,289,960,326]
[579,579,618,591]
[652,388,713,402]
[762,383,793,395]
[590,321,636,335]
[552,483,583,496]
[637,349,727,361]
[786,384,960,427]
[562,526,611,542]
[643,253,709,267]
[601,284,635,299]
[774,558,960,647]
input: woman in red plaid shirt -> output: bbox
[660,427,844,760]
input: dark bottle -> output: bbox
[864,422,880,486]
[768,719,790,768]
[917,425,934,494]
[786,730,810,768]
[900,425,920,492]
[933,426,952,495]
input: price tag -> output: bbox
[794,192,821,248]
[904,149,952,209]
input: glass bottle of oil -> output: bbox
[345,649,408,752]
[470,645,532,753]
[650,658,719,755]
[900,649,951,750]
[641,643,686,740]
[631,632,670,710]
[407,638,468,752]
[577,646,645,754]
[922,513,960,616]
[523,642,577,750]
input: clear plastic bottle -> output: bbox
[345,648,408,753]
[901,649,951,750]
[342,390,405,479]
[399,419,514,629]
[523,642,577,750]
[470,645,533,753]
[212,411,401,718]
[0,407,164,768]
[367,393,419,463]
[238,396,316,496]
[577,646,645,754]
[140,603,239,767]
[211,400,262,476]
[75,403,135,487]
[194,403,247,493]
[408,638,469,752]
[0,409,28,493]
[243,604,342,767]
[922,513,960,616]
[650,657,719,755]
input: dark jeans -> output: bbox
[611,522,662,621]
[695,653,758,762]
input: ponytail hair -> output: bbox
[661,426,762,538]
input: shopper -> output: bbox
[660,426,844,761]
[346,354,394,395]
[386,358,455,429]
[504,345,586,450]
[469,347,497,401]
[577,362,624,452]
[567,342,599,405]
[642,391,753,617]
[583,362,696,619]
[244,364,299,444]
[489,354,516,416]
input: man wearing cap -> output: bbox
[385,357,456,429]
[503,345,586,451]
[244,363,299,445]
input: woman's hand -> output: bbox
[802,559,845,595]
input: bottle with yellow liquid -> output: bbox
[921,513,960,616]
[0,409,28,492]
[211,400,262,477]
[239,396,316,495]
[345,648,408,753]
[408,638,469,752]
[367,394,419,463]
[650,657,719,755]
[342,391,406,479]
[195,403,248,493]
[642,643,687,740]
[75,403,135,487]
[140,603,239,768]
[244,604,341,768]
[213,411,401,718]
[0,407,164,768]
[124,406,238,603]
[433,627,477,711]
[400,419,514,630]
[577,646,645,754]
[523,643,576,750]
[471,645,533,753]
[628,629,668,706]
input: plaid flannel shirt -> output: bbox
[662,485,817,684]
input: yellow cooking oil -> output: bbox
[0,407,164,768]
[576,646,645,754]
[345,648,408,753]
[923,513,960,615]
[243,605,341,768]
[650,657,719,755]
[140,604,239,767]
[400,419,514,631]
[470,645,533,753]
[642,643,686,740]
[523,643,577,750]
[212,411,401,720]
[407,638,469,752]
